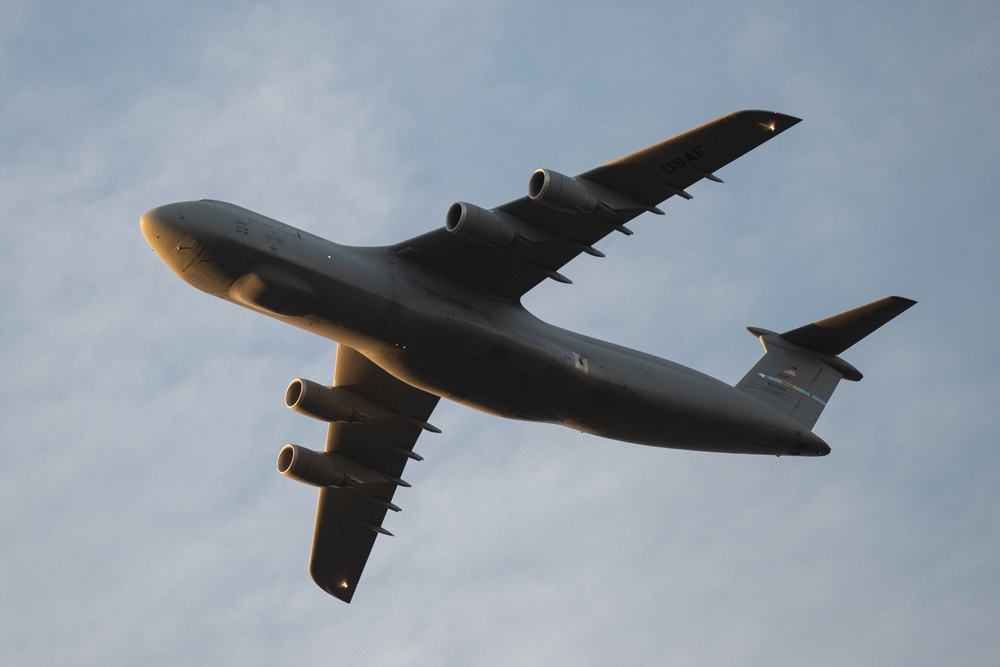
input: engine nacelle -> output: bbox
[276,444,346,487]
[445,201,517,246]
[285,378,358,423]
[528,169,602,214]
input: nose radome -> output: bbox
[140,203,187,254]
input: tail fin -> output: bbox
[736,296,916,429]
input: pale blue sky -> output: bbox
[3,2,998,665]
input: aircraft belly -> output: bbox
[357,279,819,456]
[388,355,800,456]
[369,311,807,454]
[369,344,569,422]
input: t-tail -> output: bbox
[736,296,917,430]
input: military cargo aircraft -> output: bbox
[141,110,914,602]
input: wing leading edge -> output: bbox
[391,110,800,302]
[308,345,439,602]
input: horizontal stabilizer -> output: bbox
[778,296,917,355]
[737,296,915,430]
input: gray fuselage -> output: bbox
[140,199,829,457]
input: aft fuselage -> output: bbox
[140,199,829,456]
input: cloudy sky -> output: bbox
[3,1,998,664]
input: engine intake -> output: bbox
[285,378,359,423]
[528,169,602,214]
[277,444,346,487]
[445,202,517,246]
[286,377,442,433]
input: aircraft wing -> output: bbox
[308,345,439,602]
[391,110,800,302]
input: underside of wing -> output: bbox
[390,110,800,302]
[305,345,439,602]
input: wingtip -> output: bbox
[765,112,802,132]
[889,295,918,308]
[732,110,802,132]
[779,112,803,126]
[311,568,356,603]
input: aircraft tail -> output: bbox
[736,296,916,430]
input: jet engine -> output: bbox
[285,378,361,423]
[527,169,604,214]
[286,377,442,434]
[277,444,346,487]
[445,201,517,246]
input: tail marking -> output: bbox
[755,372,828,407]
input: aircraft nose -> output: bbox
[140,203,189,257]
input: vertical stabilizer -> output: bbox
[736,296,916,430]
